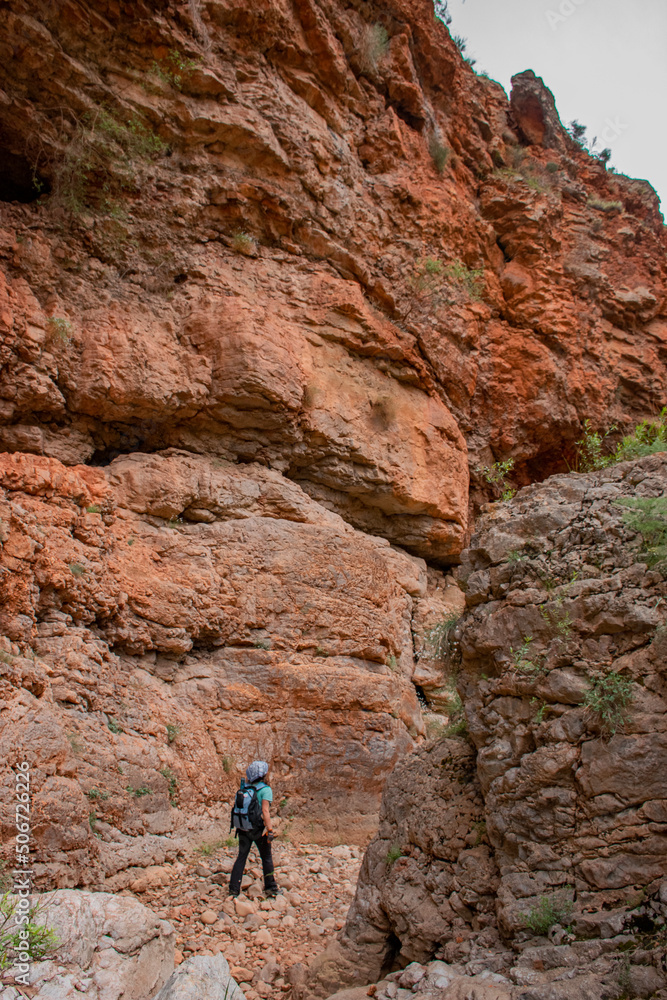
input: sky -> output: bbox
[445,0,667,211]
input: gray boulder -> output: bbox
[152,954,245,1000]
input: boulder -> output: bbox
[152,954,245,1000]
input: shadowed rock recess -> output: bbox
[0,0,666,996]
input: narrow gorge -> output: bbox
[0,0,665,998]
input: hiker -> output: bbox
[229,759,279,898]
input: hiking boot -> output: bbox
[228,890,240,898]
[264,887,281,898]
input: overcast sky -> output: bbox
[446,0,667,211]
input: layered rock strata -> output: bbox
[310,455,667,997]
[0,448,445,884]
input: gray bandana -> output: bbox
[246,760,269,783]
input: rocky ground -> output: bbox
[123,839,363,999]
[0,840,364,998]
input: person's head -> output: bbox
[246,760,269,784]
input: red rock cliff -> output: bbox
[0,0,665,884]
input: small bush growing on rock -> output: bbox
[385,843,403,867]
[69,562,86,577]
[428,133,449,174]
[127,785,152,797]
[46,317,72,343]
[166,723,180,744]
[446,259,485,301]
[53,107,165,214]
[221,755,234,773]
[159,767,179,805]
[433,0,452,25]
[510,635,544,675]
[575,419,616,471]
[539,601,573,639]
[583,672,633,735]
[357,23,390,74]
[477,458,515,500]
[107,716,123,734]
[0,893,59,970]
[615,408,667,462]
[452,34,476,68]
[231,231,258,256]
[615,496,667,570]
[196,839,224,856]
[86,788,109,801]
[577,411,667,472]
[424,610,460,660]
[150,49,199,91]
[588,196,623,213]
[524,892,573,936]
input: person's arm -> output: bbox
[262,798,272,835]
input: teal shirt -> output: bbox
[254,782,272,804]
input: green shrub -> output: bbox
[615,408,667,461]
[46,317,73,344]
[588,196,623,212]
[539,601,573,639]
[253,638,271,650]
[86,788,109,801]
[424,610,460,660]
[86,504,101,513]
[477,458,515,501]
[53,107,165,214]
[0,893,59,969]
[221,755,234,774]
[615,496,667,570]
[166,723,180,744]
[433,0,452,25]
[159,767,179,805]
[127,785,152,797]
[524,892,573,935]
[445,259,484,300]
[151,49,199,90]
[507,549,526,564]
[509,635,544,675]
[69,562,86,577]
[575,419,616,471]
[428,133,449,174]
[358,23,390,74]
[442,715,468,739]
[231,231,257,256]
[583,673,633,735]
[385,843,403,866]
[452,34,476,67]
[107,716,123,734]
[196,839,224,856]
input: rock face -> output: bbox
[311,455,667,997]
[0,448,435,883]
[28,889,175,999]
[0,0,666,888]
[152,953,244,1000]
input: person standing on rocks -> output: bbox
[229,759,279,898]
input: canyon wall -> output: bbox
[0,0,666,886]
[311,455,667,998]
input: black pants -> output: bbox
[229,831,278,895]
